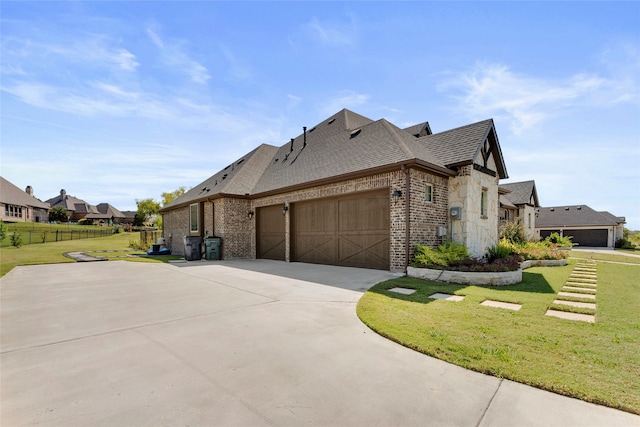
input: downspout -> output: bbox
[402,164,410,272]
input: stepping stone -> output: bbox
[574,267,596,272]
[428,293,464,302]
[558,291,596,300]
[553,300,597,309]
[480,300,522,311]
[567,278,597,284]
[545,309,595,323]
[566,281,596,287]
[563,286,596,293]
[389,287,417,295]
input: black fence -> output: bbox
[1,228,117,247]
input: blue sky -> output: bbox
[2,2,639,228]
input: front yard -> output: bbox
[357,254,640,414]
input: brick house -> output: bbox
[160,109,508,271]
[0,176,49,223]
[499,180,540,238]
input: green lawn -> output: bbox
[0,232,181,277]
[357,256,640,414]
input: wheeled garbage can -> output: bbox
[183,236,202,261]
[204,237,222,260]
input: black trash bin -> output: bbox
[204,237,222,260]
[183,236,202,261]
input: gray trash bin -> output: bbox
[183,236,202,261]
[204,237,222,260]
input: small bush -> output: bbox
[412,245,449,267]
[0,220,7,242]
[499,220,527,244]
[129,239,151,251]
[545,232,573,247]
[486,240,514,263]
[10,231,23,248]
[615,238,635,249]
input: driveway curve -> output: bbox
[1,260,637,426]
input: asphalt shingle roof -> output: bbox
[536,205,622,228]
[0,176,49,209]
[162,109,505,210]
[499,180,538,206]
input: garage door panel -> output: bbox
[566,229,608,247]
[293,190,390,270]
[257,205,285,261]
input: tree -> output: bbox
[0,220,7,242]
[135,198,161,225]
[161,186,186,207]
[49,206,70,222]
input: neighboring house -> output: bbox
[160,109,508,271]
[121,210,137,225]
[45,189,99,222]
[0,176,49,223]
[499,180,540,238]
[536,205,626,248]
[85,203,126,225]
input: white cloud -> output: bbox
[321,90,371,115]
[304,16,358,47]
[440,59,638,135]
[146,26,210,85]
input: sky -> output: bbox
[1,2,639,229]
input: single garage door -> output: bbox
[565,229,609,247]
[257,204,285,260]
[292,190,390,270]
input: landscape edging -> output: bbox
[407,259,567,286]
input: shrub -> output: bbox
[486,240,514,263]
[0,220,7,242]
[412,245,449,267]
[438,241,470,264]
[10,231,23,248]
[545,232,573,247]
[499,220,527,244]
[129,238,151,251]
[615,238,635,249]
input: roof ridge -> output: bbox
[378,119,416,159]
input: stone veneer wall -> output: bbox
[448,163,499,257]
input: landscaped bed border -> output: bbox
[407,259,567,286]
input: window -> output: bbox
[480,188,488,218]
[189,203,199,234]
[425,184,433,203]
[5,204,22,218]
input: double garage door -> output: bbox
[257,190,390,270]
[540,229,609,247]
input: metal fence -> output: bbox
[1,228,116,247]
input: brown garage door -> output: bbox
[292,190,390,270]
[257,204,285,260]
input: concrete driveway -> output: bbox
[1,260,637,426]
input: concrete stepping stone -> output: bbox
[558,291,596,300]
[428,293,464,302]
[567,278,597,284]
[566,281,596,287]
[562,285,596,293]
[553,300,597,309]
[545,309,595,323]
[480,300,522,311]
[389,287,417,295]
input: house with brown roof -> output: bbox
[0,177,49,223]
[536,205,625,248]
[160,109,508,271]
[45,189,99,222]
[499,180,540,238]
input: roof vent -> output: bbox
[350,129,361,139]
[274,158,279,163]
[328,118,335,125]
[577,206,581,210]
[550,208,554,211]
[237,159,244,165]
[565,207,569,210]
[222,174,228,180]
[303,126,307,148]
[309,126,316,132]
[290,138,294,153]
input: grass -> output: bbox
[570,249,640,264]
[0,221,118,247]
[0,232,182,277]
[357,256,640,414]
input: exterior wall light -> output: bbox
[392,189,402,204]
[282,205,289,215]
[248,210,254,219]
